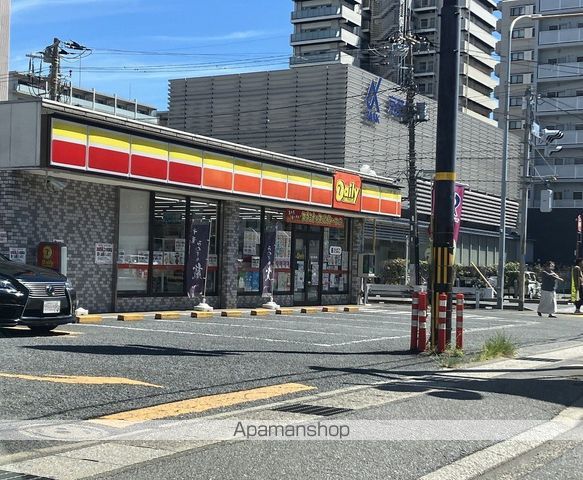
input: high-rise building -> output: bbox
[289,0,498,122]
[0,0,10,101]
[495,0,583,264]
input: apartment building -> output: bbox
[495,0,583,264]
[0,0,10,101]
[289,0,498,122]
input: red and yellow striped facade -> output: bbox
[50,118,400,217]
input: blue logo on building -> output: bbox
[364,78,382,124]
[387,96,406,122]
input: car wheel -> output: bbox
[28,325,57,333]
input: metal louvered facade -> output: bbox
[169,65,522,203]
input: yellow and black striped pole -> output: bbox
[430,0,460,349]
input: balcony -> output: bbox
[291,27,361,47]
[539,27,583,46]
[539,0,583,12]
[462,64,497,89]
[461,84,498,110]
[412,0,437,11]
[290,51,356,67]
[534,164,583,179]
[537,96,583,114]
[537,62,583,80]
[465,0,497,30]
[292,5,362,26]
[532,199,583,209]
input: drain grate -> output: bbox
[0,470,55,480]
[272,404,353,417]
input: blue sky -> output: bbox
[9,0,293,110]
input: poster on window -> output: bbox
[261,231,276,297]
[186,222,210,298]
[9,247,26,264]
[243,230,259,256]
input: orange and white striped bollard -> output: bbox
[456,293,464,350]
[437,292,447,353]
[410,292,419,352]
[417,292,428,352]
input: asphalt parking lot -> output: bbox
[2,303,582,426]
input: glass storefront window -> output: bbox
[152,194,187,294]
[238,205,261,293]
[117,189,150,293]
[265,209,292,293]
[322,222,349,294]
[117,190,219,297]
[190,199,218,295]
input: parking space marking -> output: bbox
[83,324,335,347]
[0,373,162,387]
[92,382,315,426]
[230,316,410,332]
[152,319,373,338]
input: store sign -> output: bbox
[453,184,465,244]
[329,246,342,256]
[364,78,382,124]
[284,209,344,229]
[37,243,61,271]
[333,172,362,211]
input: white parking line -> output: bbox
[83,324,334,347]
[230,316,410,332]
[152,320,373,338]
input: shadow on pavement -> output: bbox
[0,327,72,338]
[25,344,242,357]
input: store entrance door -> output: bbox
[293,231,321,305]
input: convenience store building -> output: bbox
[0,99,401,313]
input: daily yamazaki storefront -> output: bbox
[0,100,401,312]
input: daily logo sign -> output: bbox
[365,78,382,124]
[333,172,362,211]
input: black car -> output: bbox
[0,253,77,332]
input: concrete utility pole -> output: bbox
[385,35,429,287]
[47,37,61,101]
[405,42,421,287]
[430,0,461,348]
[518,88,534,311]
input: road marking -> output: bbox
[156,319,372,337]
[91,382,315,426]
[82,324,334,347]
[240,316,409,332]
[0,373,162,387]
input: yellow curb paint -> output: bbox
[155,312,181,320]
[221,310,244,317]
[322,306,338,313]
[276,308,295,315]
[76,315,102,324]
[91,382,315,426]
[117,314,144,321]
[251,309,271,316]
[0,373,162,387]
[301,307,319,314]
[343,306,359,313]
[191,311,214,318]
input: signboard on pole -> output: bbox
[186,222,210,298]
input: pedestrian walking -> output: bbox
[572,258,583,314]
[538,261,563,318]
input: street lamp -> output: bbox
[497,11,583,309]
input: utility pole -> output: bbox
[430,0,461,349]
[46,38,61,101]
[518,88,534,311]
[406,42,421,287]
[385,35,429,287]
